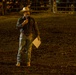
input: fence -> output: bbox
[0,1,51,15]
[0,1,76,15]
[56,2,76,14]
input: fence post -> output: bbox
[53,0,57,13]
[2,0,7,15]
[70,4,74,14]
[49,0,52,12]
[0,2,3,15]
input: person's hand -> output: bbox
[37,35,41,41]
[22,19,28,26]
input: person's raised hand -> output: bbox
[22,19,28,26]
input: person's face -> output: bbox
[24,11,30,16]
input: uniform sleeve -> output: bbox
[34,21,40,36]
[16,18,23,29]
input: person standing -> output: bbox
[16,7,40,67]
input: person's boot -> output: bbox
[16,62,20,67]
[27,62,30,67]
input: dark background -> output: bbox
[0,13,76,75]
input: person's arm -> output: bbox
[22,19,28,26]
[16,18,23,29]
[34,22,40,36]
[16,18,28,29]
[34,21,41,40]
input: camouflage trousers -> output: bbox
[17,33,33,63]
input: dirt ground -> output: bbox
[0,13,76,75]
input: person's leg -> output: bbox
[26,41,32,66]
[16,33,25,66]
[25,34,33,66]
